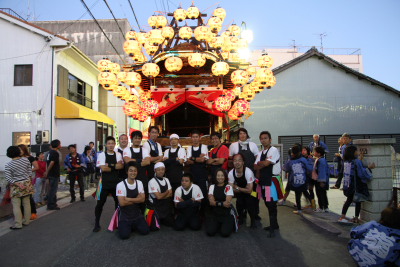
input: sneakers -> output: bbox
[277,199,286,206]
[314,208,324,213]
[30,213,38,220]
[293,210,303,215]
[338,217,352,224]
[93,225,101,232]
[70,198,76,203]
[324,208,330,213]
[330,186,339,189]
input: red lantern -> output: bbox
[228,105,239,120]
[140,91,152,102]
[123,102,140,117]
[223,89,236,101]
[214,96,231,112]
[235,99,250,116]
[142,99,159,116]
[137,110,149,122]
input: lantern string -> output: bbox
[127,0,142,31]
[103,0,126,39]
[201,2,221,12]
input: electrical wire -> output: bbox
[127,0,142,31]
[103,0,125,39]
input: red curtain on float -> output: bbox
[151,90,225,117]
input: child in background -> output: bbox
[348,206,400,266]
[313,147,330,212]
[33,152,47,205]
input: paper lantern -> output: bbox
[136,32,149,46]
[142,63,160,78]
[228,24,241,36]
[187,5,200,19]
[102,84,117,91]
[156,15,168,28]
[125,30,137,40]
[188,52,206,68]
[235,99,250,116]
[246,66,257,76]
[194,26,211,42]
[258,54,274,68]
[209,36,224,49]
[211,61,229,76]
[117,72,127,83]
[256,68,273,84]
[241,84,255,101]
[221,30,231,38]
[123,40,141,57]
[97,58,111,72]
[208,16,222,32]
[124,71,142,87]
[139,90,152,102]
[162,26,175,40]
[113,85,128,98]
[98,72,118,88]
[123,102,140,117]
[265,76,277,88]
[226,36,239,52]
[249,81,263,94]
[223,89,236,101]
[221,51,229,60]
[165,57,183,72]
[228,105,239,120]
[132,52,146,62]
[149,29,164,46]
[214,96,231,112]
[174,7,187,22]
[142,99,159,116]
[179,26,193,40]
[230,70,249,87]
[213,7,226,20]
[137,110,149,122]
[145,41,159,55]
[109,63,120,74]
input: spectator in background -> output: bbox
[89,141,97,161]
[309,134,329,156]
[331,137,345,189]
[82,146,95,191]
[313,147,330,212]
[44,139,62,210]
[64,144,85,203]
[95,145,104,180]
[33,152,47,205]
[5,146,32,229]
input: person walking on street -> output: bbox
[64,144,85,203]
[43,139,62,211]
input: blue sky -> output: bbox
[2,0,400,89]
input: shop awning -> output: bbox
[55,96,115,125]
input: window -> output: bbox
[67,73,93,108]
[14,64,33,86]
[12,132,31,146]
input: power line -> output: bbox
[103,0,125,39]
[80,0,125,63]
[127,0,142,31]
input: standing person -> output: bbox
[115,134,129,180]
[186,130,209,200]
[229,128,259,173]
[18,144,39,220]
[33,152,47,205]
[143,126,163,181]
[163,134,186,192]
[89,141,97,162]
[116,162,150,239]
[228,153,256,228]
[254,131,282,237]
[123,131,151,193]
[331,137,344,189]
[206,168,234,237]
[148,162,174,228]
[93,136,124,232]
[173,173,204,231]
[302,146,316,210]
[82,146,95,191]
[43,139,62,211]
[283,145,313,215]
[64,144,85,203]
[95,145,104,181]
[332,134,352,189]
[313,147,330,212]
[5,146,33,230]
[308,134,329,155]
[207,133,229,183]
[338,146,375,223]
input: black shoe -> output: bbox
[263,226,280,231]
[47,207,60,210]
[250,220,257,229]
[255,215,262,221]
[80,198,85,202]
[10,226,22,230]
[70,198,76,203]
[268,228,275,238]
[93,225,101,232]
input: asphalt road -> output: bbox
[0,197,355,267]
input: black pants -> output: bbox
[94,187,118,225]
[342,193,361,217]
[206,214,234,237]
[118,217,149,239]
[261,188,279,229]
[21,195,36,214]
[236,194,256,223]
[47,176,59,209]
[69,172,84,200]
[174,213,201,231]
[315,182,329,209]
[335,173,344,188]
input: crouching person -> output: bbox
[116,162,149,239]
[174,173,204,231]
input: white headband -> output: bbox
[154,162,165,170]
[170,133,179,140]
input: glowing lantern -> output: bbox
[156,15,168,28]
[136,32,149,46]
[132,52,146,62]
[210,36,224,49]
[208,16,222,32]
[123,40,141,57]
[249,81,263,94]
[221,37,232,52]
[136,110,148,122]
[149,29,164,46]
[223,89,236,101]
[125,30,137,40]
[142,63,160,78]
[235,99,250,115]
[194,26,211,42]
[187,5,200,19]
[142,99,159,116]
[221,30,231,38]
[246,66,257,76]
[228,36,239,52]
[140,90,152,102]
[213,7,226,20]
[102,84,117,91]
[228,24,241,36]
[265,76,277,88]
[97,58,111,72]
[162,26,175,40]
[145,41,159,55]
[214,96,231,112]
[124,71,142,87]
[117,72,127,83]
[174,7,187,22]
[188,52,206,68]
[165,57,183,72]
[113,85,128,98]
[241,84,255,101]
[221,51,229,60]
[179,26,193,40]
[109,63,120,74]
[258,54,274,68]
[230,70,249,87]
[228,105,239,120]
[123,102,140,117]
[256,68,273,84]
[211,61,229,76]
[98,72,118,88]
[148,15,158,29]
